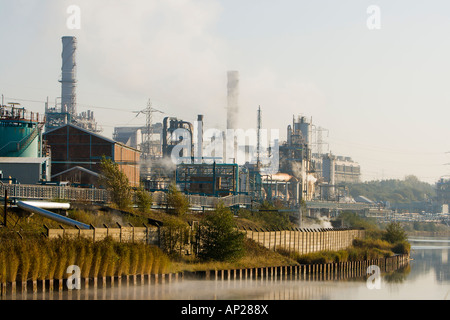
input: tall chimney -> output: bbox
[196,114,204,163]
[227,71,239,130]
[60,36,77,119]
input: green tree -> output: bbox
[345,176,435,204]
[99,156,132,210]
[383,222,408,243]
[339,211,378,231]
[166,183,189,217]
[198,203,245,262]
[161,216,191,256]
[135,187,153,214]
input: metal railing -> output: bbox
[0,184,110,203]
[0,184,251,207]
[151,192,252,208]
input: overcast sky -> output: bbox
[0,0,449,183]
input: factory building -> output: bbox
[176,163,239,196]
[311,153,361,200]
[50,166,101,188]
[113,123,163,157]
[43,123,141,187]
[315,153,361,185]
[261,173,301,204]
[0,157,50,185]
[0,104,50,184]
[278,116,314,203]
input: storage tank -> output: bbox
[0,104,44,157]
[299,116,310,145]
[292,116,310,145]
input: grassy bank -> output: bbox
[0,209,295,276]
[279,237,411,265]
[0,237,170,285]
[170,238,297,273]
[0,201,413,277]
[285,212,412,265]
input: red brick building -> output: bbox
[43,124,141,187]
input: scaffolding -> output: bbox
[176,163,239,197]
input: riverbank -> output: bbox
[407,230,450,237]
[0,253,410,299]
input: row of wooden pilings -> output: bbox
[0,272,183,300]
[1,254,409,299]
[185,254,409,282]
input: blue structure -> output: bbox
[0,104,45,158]
[176,163,239,197]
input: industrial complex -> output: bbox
[0,35,449,221]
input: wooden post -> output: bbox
[3,189,7,227]
[1,281,6,298]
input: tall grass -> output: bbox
[4,241,19,284]
[54,239,68,280]
[99,239,118,278]
[138,243,148,275]
[45,241,57,282]
[115,242,130,277]
[0,237,171,287]
[18,243,31,283]
[0,248,6,284]
[91,244,103,279]
[29,241,41,282]
[144,246,154,275]
[37,241,51,282]
[129,245,140,276]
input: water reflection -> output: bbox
[409,237,450,284]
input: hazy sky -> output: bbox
[0,0,449,183]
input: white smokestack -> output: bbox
[60,36,77,118]
[227,70,239,130]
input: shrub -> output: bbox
[353,238,392,251]
[198,203,245,262]
[99,156,133,210]
[160,216,190,256]
[166,183,190,217]
[383,222,408,244]
[135,188,153,214]
[392,241,411,255]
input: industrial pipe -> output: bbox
[17,201,91,230]
[20,200,71,210]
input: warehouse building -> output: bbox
[43,123,141,187]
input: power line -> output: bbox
[133,99,165,159]
[4,96,135,113]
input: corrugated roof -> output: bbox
[44,123,116,144]
[51,166,101,179]
[44,123,141,152]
